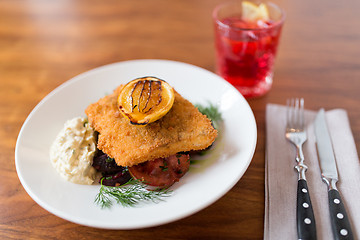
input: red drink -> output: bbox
[213,2,284,98]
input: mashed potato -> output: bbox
[50,117,97,185]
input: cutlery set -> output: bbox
[286,99,354,240]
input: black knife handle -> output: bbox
[297,179,317,240]
[328,189,354,240]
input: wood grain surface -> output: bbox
[1,0,360,239]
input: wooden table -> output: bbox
[1,0,360,239]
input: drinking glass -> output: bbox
[213,1,285,98]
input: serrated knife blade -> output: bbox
[314,109,338,182]
[314,109,354,240]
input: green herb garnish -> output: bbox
[95,179,172,209]
[195,103,222,129]
[159,160,168,171]
[159,166,168,171]
[191,102,222,158]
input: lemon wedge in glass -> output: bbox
[242,1,269,22]
[117,77,175,126]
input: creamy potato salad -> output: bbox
[50,117,97,185]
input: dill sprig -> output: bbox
[95,178,173,209]
[195,103,222,129]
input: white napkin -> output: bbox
[264,104,360,240]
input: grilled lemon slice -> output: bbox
[117,77,175,126]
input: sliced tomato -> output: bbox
[128,154,190,188]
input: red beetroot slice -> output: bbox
[128,154,190,188]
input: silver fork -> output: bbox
[286,98,317,240]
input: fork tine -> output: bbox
[286,98,294,129]
[299,98,305,129]
[293,99,296,128]
[294,98,300,129]
[286,99,290,128]
[286,99,294,128]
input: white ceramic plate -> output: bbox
[15,59,257,229]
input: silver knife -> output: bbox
[314,109,354,240]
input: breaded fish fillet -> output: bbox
[85,85,217,167]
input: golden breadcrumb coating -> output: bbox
[85,85,217,167]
